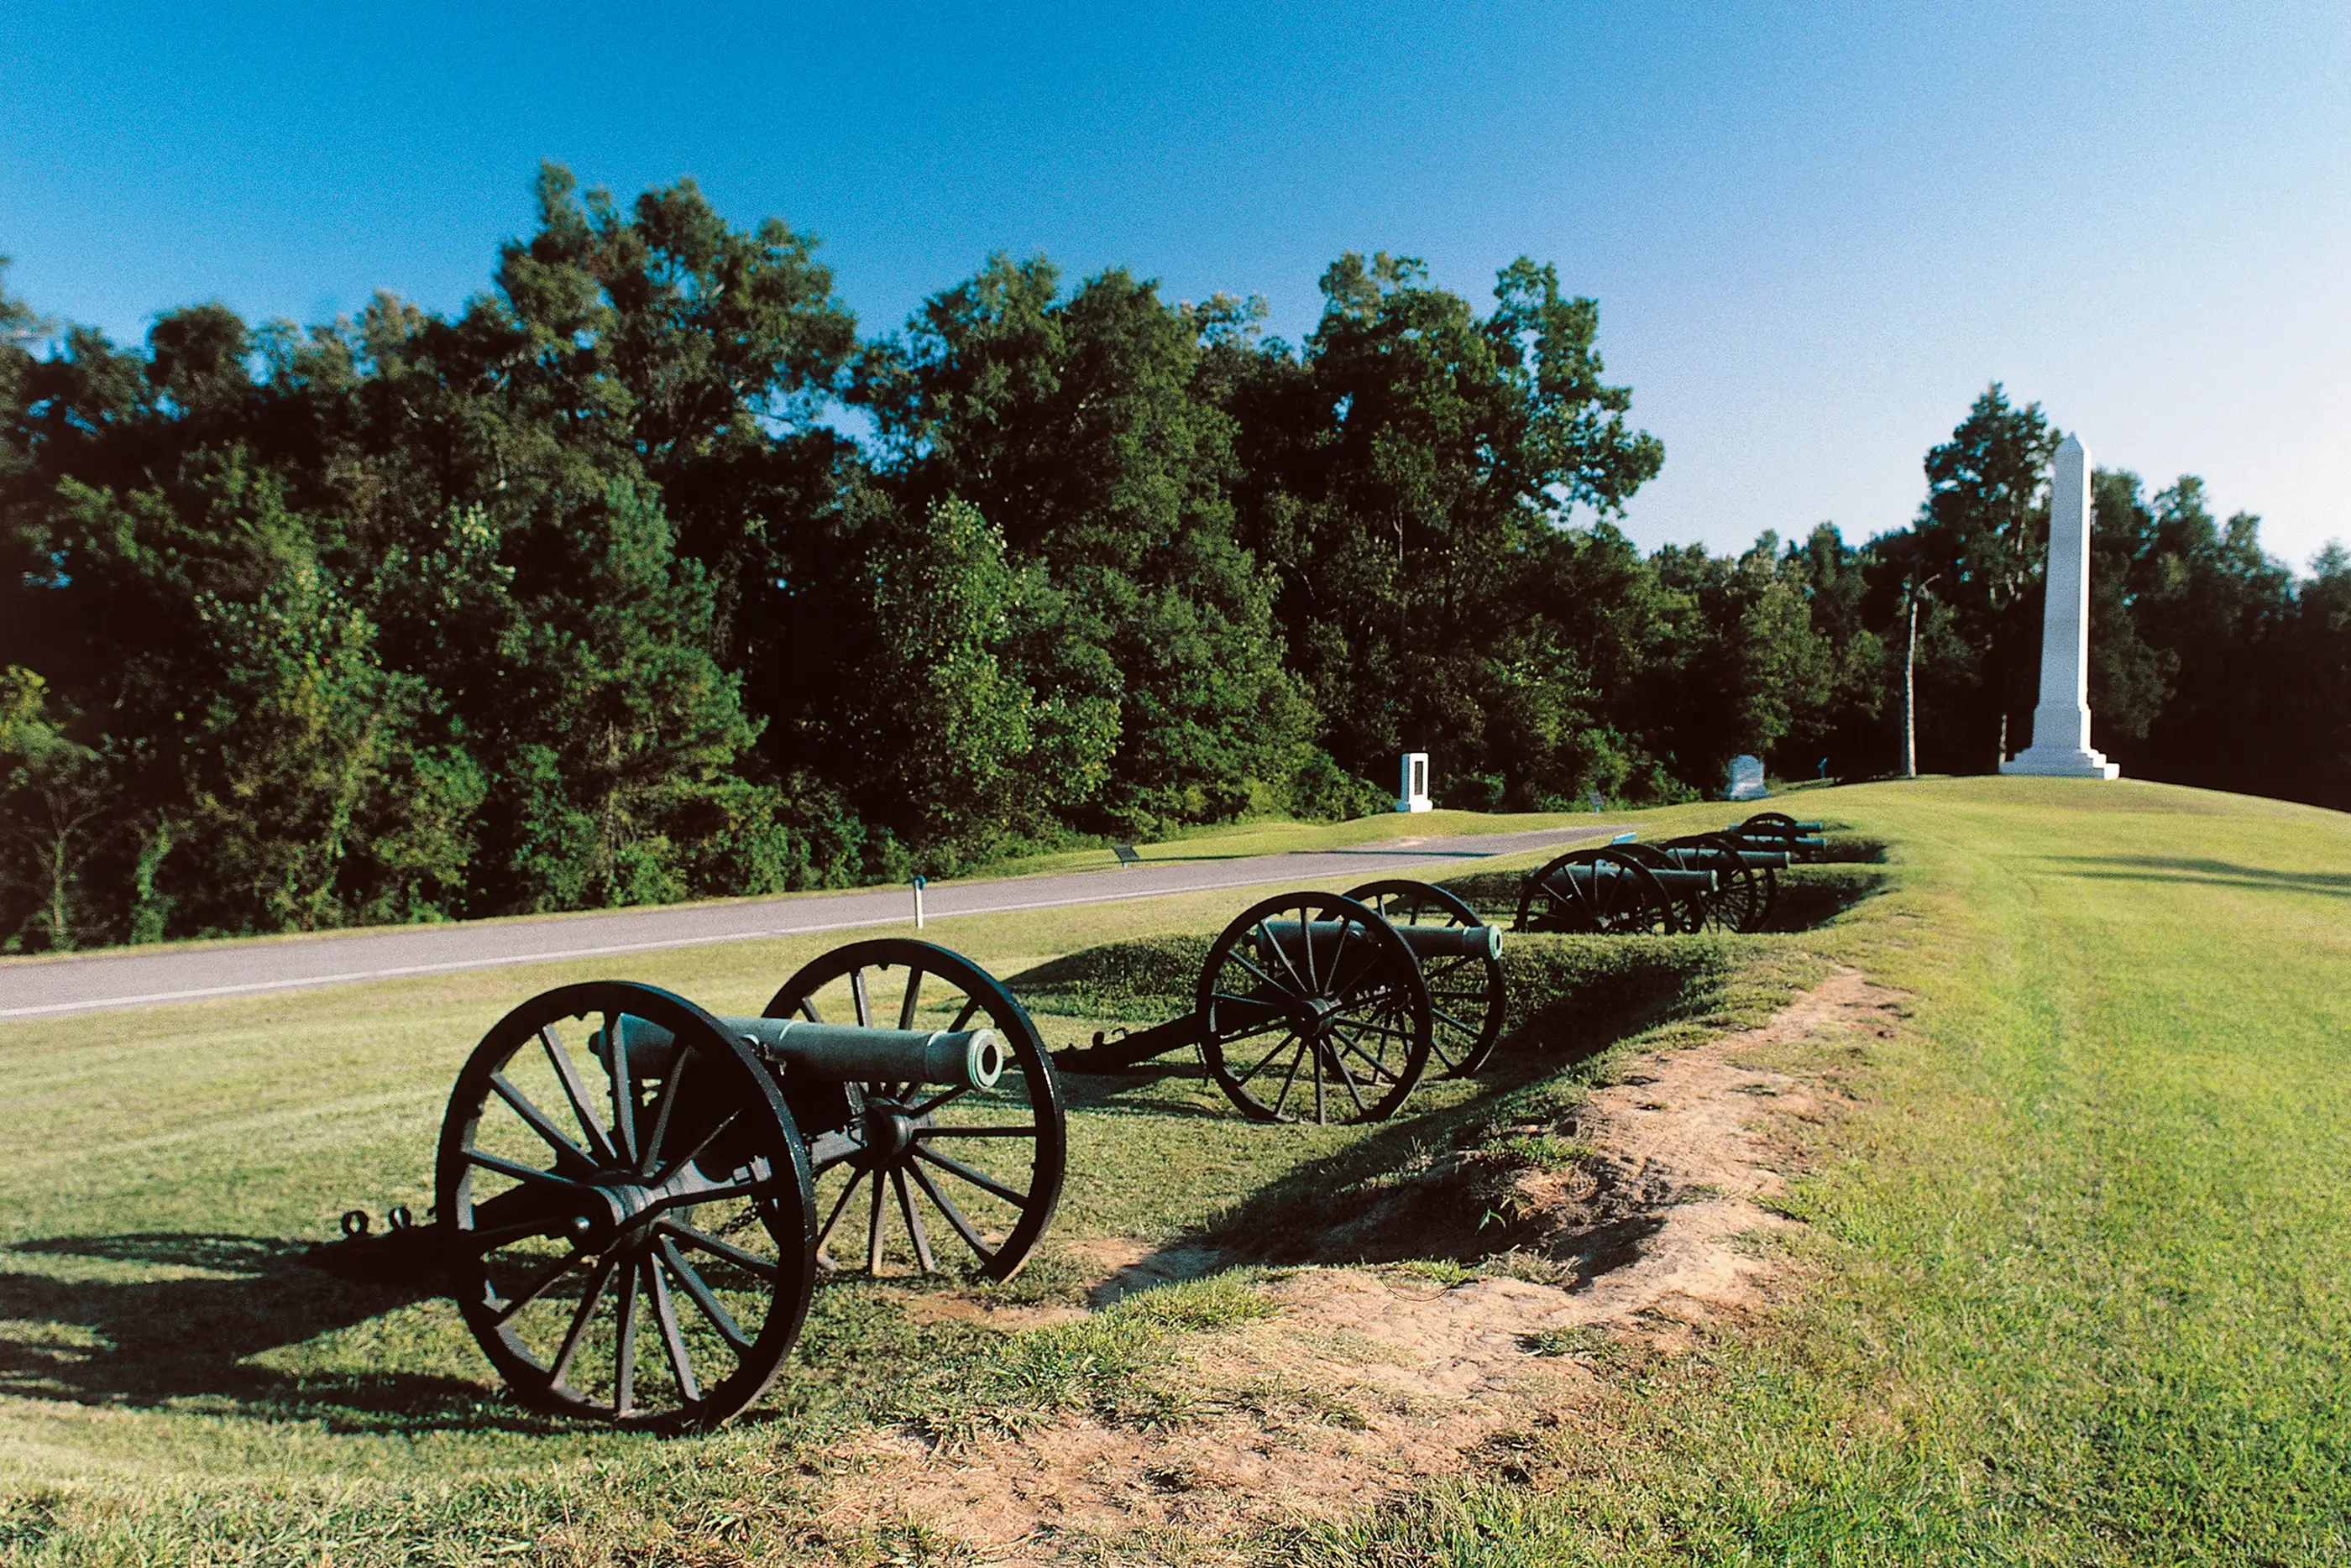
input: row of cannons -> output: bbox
[376,814,1823,1429]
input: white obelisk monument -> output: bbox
[1999,435,2121,779]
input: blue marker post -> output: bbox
[911,873,926,929]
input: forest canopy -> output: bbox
[4,165,2347,949]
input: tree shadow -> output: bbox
[2046,855,2351,899]
[0,1233,562,1435]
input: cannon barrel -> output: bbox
[1257,917,1501,963]
[1548,865,1717,895]
[1723,833,1824,855]
[598,1016,1004,1090]
[1662,847,1792,871]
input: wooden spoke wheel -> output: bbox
[1741,811,1798,833]
[1515,848,1675,935]
[763,939,1066,1284]
[1196,891,1433,1124]
[1665,833,1774,933]
[1344,878,1508,1078]
[437,981,817,1431]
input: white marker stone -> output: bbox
[2000,435,2121,779]
[1396,751,1432,813]
[1725,754,1767,801]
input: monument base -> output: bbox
[1998,747,2121,780]
[1394,797,1432,813]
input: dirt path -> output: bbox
[815,967,1904,1564]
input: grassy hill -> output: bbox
[1,778,2346,1564]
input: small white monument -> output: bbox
[2000,435,2121,780]
[1725,754,1768,801]
[1395,752,1432,813]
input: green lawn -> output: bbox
[3,779,2347,1564]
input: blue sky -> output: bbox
[4,2,2345,563]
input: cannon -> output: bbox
[1050,881,1509,1123]
[1720,811,1828,861]
[1514,844,1714,935]
[432,938,1065,1430]
[1626,834,1793,933]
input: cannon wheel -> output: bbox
[1740,811,1799,834]
[1197,891,1433,1125]
[1668,833,1775,932]
[764,939,1066,1284]
[1344,878,1508,1078]
[437,981,818,1432]
[1515,848,1676,935]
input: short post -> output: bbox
[1395,752,1432,813]
[911,874,926,929]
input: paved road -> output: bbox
[0,825,1629,1020]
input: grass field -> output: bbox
[2,779,2347,1563]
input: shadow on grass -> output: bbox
[0,1233,561,1435]
[1188,939,1729,1266]
[1050,1059,1256,1121]
[2046,855,2351,899]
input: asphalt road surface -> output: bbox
[0,824,1629,1020]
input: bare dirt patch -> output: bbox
[808,967,1903,1564]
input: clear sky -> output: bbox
[4,2,2345,564]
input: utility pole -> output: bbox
[1902,573,1942,780]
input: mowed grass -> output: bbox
[1306,779,2351,1565]
[3,780,2348,1564]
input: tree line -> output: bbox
[4,166,2346,949]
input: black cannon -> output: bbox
[430,938,1064,1430]
[1513,844,1716,935]
[1050,880,1509,1124]
[1624,834,1793,933]
[1719,811,1828,861]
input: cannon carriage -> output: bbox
[1050,879,1509,1125]
[434,938,1064,1430]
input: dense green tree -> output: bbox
[855,257,1309,830]
[11,175,2348,949]
[1232,253,1663,806]
[1872,384,2058,771]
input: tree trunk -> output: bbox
[1902,595,1920,779]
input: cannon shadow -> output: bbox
[0,1233,561,1435]
[2045,855,2351,899]
[1174,942,1716,1270]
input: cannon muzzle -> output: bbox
[597,1016,1004,1090]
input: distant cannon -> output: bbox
[1514,831,1799,935]
[1050,880,1510,1122]
[1636,834,1793,933]
[416,938,1064,1430]
[1513,845,1712,935]
[1719,811,1828,861]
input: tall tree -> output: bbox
[1877,384,2059,770]
[855,257,1308,830]
[1232,253,1663,805]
